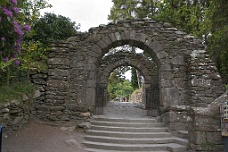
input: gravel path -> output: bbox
[2,101,148,152]
[2,117,86,152]
[103,101,148,118]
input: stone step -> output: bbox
[93,116,157,123]
[83,141,187,152]
[85,135,175,144]
[87,130,172,138]
[85,148,170,152]
[84,117,188,152]
[91,125,168,132]
[178,130,188,139]
[90,120,165,128]
[173,137,189,147]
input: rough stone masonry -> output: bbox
[31,18,225,151]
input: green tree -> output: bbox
[108,67,134,99]
[131,68,138,89]
[32,13,80,45]
[109,0,228,84]
[207,0,228,83]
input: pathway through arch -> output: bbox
[103,101,148,118]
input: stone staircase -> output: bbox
[83,116,188,152]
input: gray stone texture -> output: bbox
[31,19,225,151]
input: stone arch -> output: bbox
[98,52,157,84]
[35,19,225,151]
[95,51,159,115]
[87,30,174,114]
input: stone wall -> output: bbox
[187,92,228,151]
[0,91,40,135]
[31,19,225,151]
[130,88,143,103]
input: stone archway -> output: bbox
[33,19,225,151]
[95,51,159,116]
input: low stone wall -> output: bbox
[162,106,188,137]
[0,91,39,135]
[187,92,227,151]
[31,70,92,122]
[130,88,143,103]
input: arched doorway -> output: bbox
[95,47,159,116]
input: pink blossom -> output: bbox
[15,27,23,38]
[12,7,19,14]
[24,25,31,31]
[15,39,21,54]
[15,44,21,54]
[2,7,13,18]
[1,37,6,41]
[10,0,17,5]
[3,57,9,62]
[14,59,20,65]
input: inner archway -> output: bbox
[95,48,159,116]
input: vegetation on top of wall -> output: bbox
[0,81,35,103]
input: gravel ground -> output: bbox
[103,101,148,118]
[2,117,87,152]
[2,101,147,152]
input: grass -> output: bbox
[0,81,36,103]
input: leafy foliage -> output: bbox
[32,13,80,44]
[108,67,134,100]
[207,0,228,83]
[0,80,35,102]
[1,0,80,87]
[109,0,228,84]
[131,68,138,89]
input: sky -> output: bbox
[41,0,113,32]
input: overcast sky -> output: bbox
[41,0,113,32]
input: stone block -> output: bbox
[80,112,91,117]
[157,51,168,59]
[108,33,117,42]
[47,80,69,90]
[101,36,112,46]
[162,87,180,106]
[114,32,122,41]
[129,30,137,40]
[97,40,107,50]
[190,143,224,151]
[122,30,130,40]
[171,56,185,65]
[22,95,29,101]
[33,90,41,99]
[48,69,69,77]
[48,58,70,65]
[32,79,47,85]
[35,104,50,112]
[50,106,65,111]
[149,41,162,53]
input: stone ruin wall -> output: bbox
[30,19,225,151]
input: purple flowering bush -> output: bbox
[0,0,30,67]
[0,0,31,85]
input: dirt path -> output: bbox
[2,117,87,152]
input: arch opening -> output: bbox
[95,44,160,117]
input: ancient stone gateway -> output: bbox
[33,19,225,151]
[97,51,159,115]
